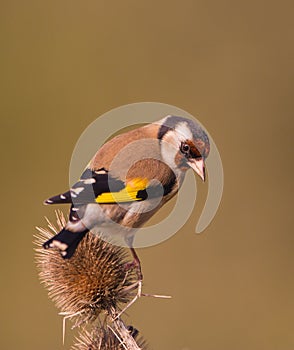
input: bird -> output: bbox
[43,115,210,281]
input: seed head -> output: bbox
[35,210,137,324]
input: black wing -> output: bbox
[44,168,125,205]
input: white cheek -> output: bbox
[161,140,177,167]
[160,122,192,169]
[160,136,184,178]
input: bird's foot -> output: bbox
[123,260,137,271]
[123,259,143,281]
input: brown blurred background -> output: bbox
[1,1,293,349]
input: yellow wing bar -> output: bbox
[95,178,149,204]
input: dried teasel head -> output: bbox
[35,210,137,324]
[72,325,148,350]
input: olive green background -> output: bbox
[1,1,293,349]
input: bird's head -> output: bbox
[157,116,210,181]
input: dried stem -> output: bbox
[109,309,142,350]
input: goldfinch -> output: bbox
[43,115,210,278]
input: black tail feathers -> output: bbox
[43,228,88,259]
[44,190,72,205]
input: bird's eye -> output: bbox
[180,143,190,154]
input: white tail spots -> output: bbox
[83,178,96,184]
[95,169,107,174]
[52,240,68,251]
[71,187,84,195]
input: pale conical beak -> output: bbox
[188,158,206,181]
